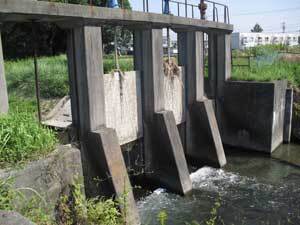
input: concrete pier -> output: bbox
[178,31,226,168]
[134,29,192,195]
[66,26,140,224]
[0,29,8,114]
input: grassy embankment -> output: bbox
[1,54,134,168]
[231,45,300,85]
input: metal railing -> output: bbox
[142,0,230,24]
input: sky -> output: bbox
[129,0,300,33]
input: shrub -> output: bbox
[0,112,57,168]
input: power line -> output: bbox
[262,23,300,29]
[234,7,300,16]
[262,30,300,34]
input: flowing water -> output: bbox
[137,146,300,225]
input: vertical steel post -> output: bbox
[192,6,194,18]
[213,3,215,21]
[146,0,149,12]
[32,23,42,122]
[185,0,188,17]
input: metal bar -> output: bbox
[224,6,226,23]
[146,0,149,12]
[213,3,215,21]
[167,27,171,62]
[248,56,251,69]
[162,0,164,14]
[143,0,145,12]
[192,5,194,18]
[178,2,180,16]
[185,0,187,17]
[32,22,42,122]
[226,7,230,24]
[205,0,226,7]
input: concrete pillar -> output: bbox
[0,29,9,114]
[178,31,205,103]
[216,34,231,98]
[207,32,218,99]
[178,31,226,168]
[215,33,232,134]
[134,29,192,195]
[283,88,293,143]
[68,26,106,135]
[67,26,140,225]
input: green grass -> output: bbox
[0,179,124,225]
[5,55,69,99]
[0,110,57,169]
[5,54,134,99]
[231,45,300,87]
[232,60,300,86]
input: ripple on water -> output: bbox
[138,157,300,225]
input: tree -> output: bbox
[251,23,263,33]
[1,0,132,59]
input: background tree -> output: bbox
[1,0,132,59]
[251,23,263,33]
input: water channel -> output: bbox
[138,144,300,225]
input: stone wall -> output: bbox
[0,145,83,214]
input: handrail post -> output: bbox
[185,0,187,17]
[227,7,230,24]
[178,2,180,16]
[192,5,194,18]
[143,0,145,12]
[213,3,215,21]
[224,6,226,23]
[146,0,149,12]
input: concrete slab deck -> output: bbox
[0,0,233,32]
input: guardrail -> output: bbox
[142,0,230,24]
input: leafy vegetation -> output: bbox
[0,110,57,169]
[0,179,124,225]
[2,0,132,59]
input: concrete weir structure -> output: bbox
[0,0,292,223]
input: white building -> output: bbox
[163,36,178,55]
[231,32,300,50]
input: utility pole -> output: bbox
[282,22,286,33]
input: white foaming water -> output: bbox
[153,188,166,195]
[190,166,244,193]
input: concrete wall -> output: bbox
[104,69,186,145]
[104,71,143,145]
[164,67,186,124]
[220,80,287,153]
[45,69,186,146]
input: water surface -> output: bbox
[138,146,300,225]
